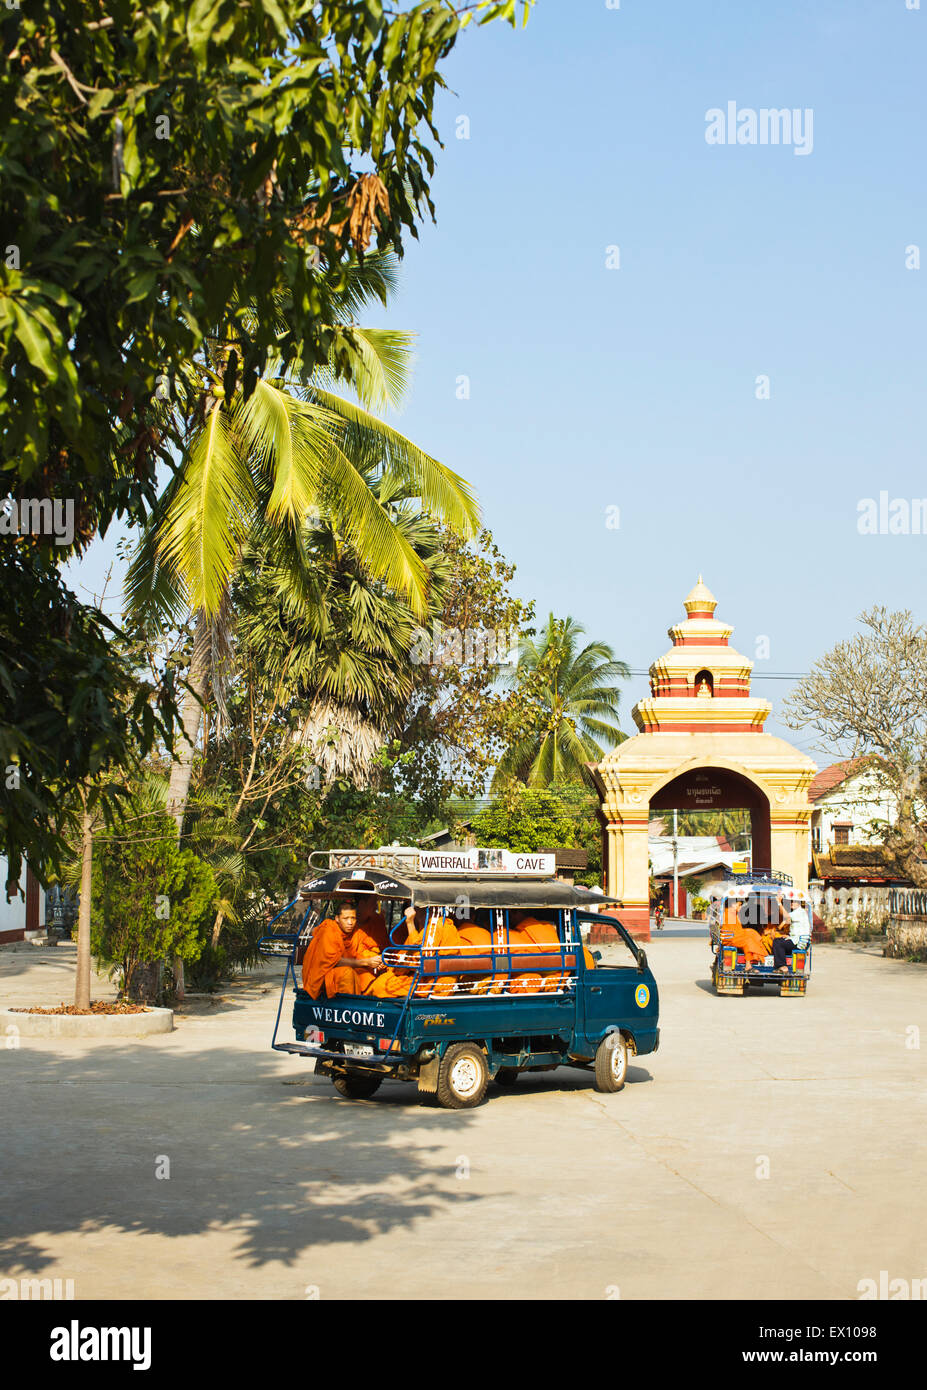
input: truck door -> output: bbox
[579,918,645,1044]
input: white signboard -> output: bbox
[418,849,556,876]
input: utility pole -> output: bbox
[672,808,679,919]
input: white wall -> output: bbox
[0,859,27,936]
[0,859,45,938]
[811,773,897,851]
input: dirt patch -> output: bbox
[11,1001,150,1015]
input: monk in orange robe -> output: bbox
[455,922,495,995]
[506,922,542,994]
[346,897,390,994]
[514,913,566,991]
[732,895,769,965]
[367,907,461,999]
[300,900,362,998]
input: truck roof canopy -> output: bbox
[298,868,619,910]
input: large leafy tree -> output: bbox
[493,614,629,789]
[1,0,533,523]
[397,527,539,811]
[0,0,532,880]
[127,251,478,846]
[233,464,453,783]
[785,606,927,885]
[470,782,602,886]
[0,552,178,887]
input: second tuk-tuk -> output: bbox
[707,872,812,996]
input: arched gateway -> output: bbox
[588,579,816,941]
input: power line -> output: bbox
[627,669,808,682]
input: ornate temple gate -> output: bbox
[589,580,816,941]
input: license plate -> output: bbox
[344,1043,374,1058]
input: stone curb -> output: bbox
[0,1006,174,1038]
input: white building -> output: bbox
[808,761,897,854]
[0,860,45,944]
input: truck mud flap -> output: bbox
[417,1054,440,1095]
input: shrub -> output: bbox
[90,811,217,1000]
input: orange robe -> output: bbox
[508,928,543,994]
[518,917,566,991]
[731,923,767,964]
[300,919,358,998]
[368,915,461,999]
[356,908,388,949]
[347,912,389,994]
[456,924,494,995]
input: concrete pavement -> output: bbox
[1,933,925,1300]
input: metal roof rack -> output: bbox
[728,870,794,887]
[308,848,422,873]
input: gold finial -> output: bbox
[684,577,717,615]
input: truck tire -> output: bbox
[495,1067,520,1088]
[333,1070,382,1100]
[436,1043,489,1109]
[593,1031,628,1093]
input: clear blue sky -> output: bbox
[70,0,927,764]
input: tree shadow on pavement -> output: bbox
[0,1036,489,1277]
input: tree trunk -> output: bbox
[75,797,94,1010]
[166,610,211,999]
[210,908,226,950]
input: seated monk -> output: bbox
[506,922,543,995]
[367,907,461,999]
[731,894,768,966]
[514,912,566,991]
[453,920,492,995]
[462,916,514,995]
[346,896,390,994]
[300,899,362,998]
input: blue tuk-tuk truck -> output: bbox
[707,872,812,996]
[260,851,660,1108]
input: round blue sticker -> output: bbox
[635,984,650,1008]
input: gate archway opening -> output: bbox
[650,766,772,875]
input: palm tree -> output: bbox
[127,255,478,994]
[674,809,751,846]
[493,614,629,788]
[128,252,478,840]
[233,466,453,785]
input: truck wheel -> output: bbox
[593,1032,628,1093]
[333,1071,382,1100]
[495,1067,520,1088]
[436,1043,489,1109]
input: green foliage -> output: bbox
[680,874,705,901]
[0,547,180,886]
[397,527,539,809]
[0,0,531,884]
[186,911,267,992]
[470,783,602,887]
[0,1,529,533]
[672,809,751,842]
[90,809,217,998]
[493,614,629,789]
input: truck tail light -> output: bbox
[378,1039,400,1052]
